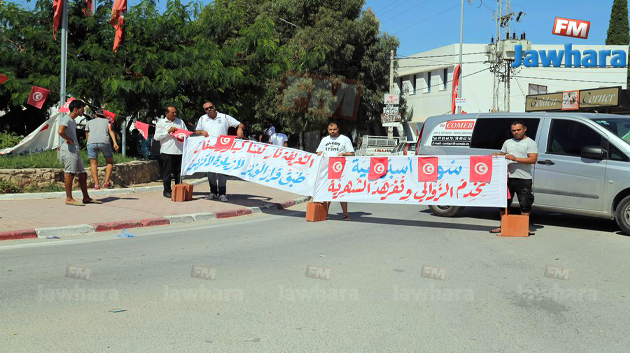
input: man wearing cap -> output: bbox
[58,100,102,206]
[195,101,244,202]
[154,106,188,198]
[85,109,119,189]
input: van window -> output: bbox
[607,141,629,161]
[470,118,540,150]
[547,119,603,157]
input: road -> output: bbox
[1,203,629,352]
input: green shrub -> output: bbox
[0,131,22,149]
[0,179,23,194]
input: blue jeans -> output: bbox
[87,143,113,159]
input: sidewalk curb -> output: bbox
[0,179,207,201]
[0,229,38,241]
[1,196,310,241]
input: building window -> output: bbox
[528,84,547,95]
[411,74,417,95]
[426,72,431,93]
[443,68,448,90]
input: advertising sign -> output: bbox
[384,94,399,105]
[562,90,580,110]
[552,17,590,39]
[381,113,402,124]
[425,119,476,147]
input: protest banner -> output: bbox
[180,137,507,207]
[312,156,507,207]
[181,136,320,196]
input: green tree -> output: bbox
[605,0,629,86]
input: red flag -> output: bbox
[103,110,116,124]
[215,135,235,150]
[418,157,438,182]
[53,0,63,40]
[27,86,50,109]
[170,128,193,143]
[110,0,127,52]
[368,157,388,180]
[0,74,8,84]
[470,156,492,183]
[135,121,150,140]
[328,157,346,180]
[451,64,461,114]
[58,98,76,113]
[84,0,93,16]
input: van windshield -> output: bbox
[592,118,630,145]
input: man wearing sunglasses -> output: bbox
[195,101,245,202]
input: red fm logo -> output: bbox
[552,17,590,39]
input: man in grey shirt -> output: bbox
[58,100,102,206]
[491,120,538,234]
[85,109,119,189]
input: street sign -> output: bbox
[381,113,401,124]
[455,98,466,107]
[383,105,398,115]
[384,94,399,105]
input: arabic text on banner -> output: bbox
[312,156,507,207]
[181,137,321,196]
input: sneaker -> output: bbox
[103,182,112,189]
[207,193,218,200]
[219,195,229,202]
[93,185,101,190]
[163,191,172,198]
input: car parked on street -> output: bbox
[391,141,417,156]
[415,112,630,235]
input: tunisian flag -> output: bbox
[214,135,235,151]
[110,0,127,52]
[134,121,150,140]
[103,110,116,124]
[368,157,388,180]
[451,64,461,114]
[53,0,63,40]
[470,156,492,183]
[418,157,438,182]
[328,157,346,180]
[27,86,50,109]
[0,74,8,84]
[170,129,193,143]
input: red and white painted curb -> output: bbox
[0,197,310,241]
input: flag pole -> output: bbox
[59,0,68,107]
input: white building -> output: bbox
[394,43,628,130]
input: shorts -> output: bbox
[60,149,86,174]
[87,143,113,159]
[506,178,534,213]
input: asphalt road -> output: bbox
[1,203,629,353]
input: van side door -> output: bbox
[533,118,606,213]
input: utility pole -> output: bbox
[387,50,394,139]
[59,0,68,107]
[457,0,464,113]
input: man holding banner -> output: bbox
[154,106,188,198]
[316,120,355,220]
[491,120,538,234]
[195,101,245,202]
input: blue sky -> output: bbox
[9,0,621,57]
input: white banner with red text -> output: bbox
[181,136,320,196]
[181,136,508,207]
[313,155,507,206]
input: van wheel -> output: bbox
[429,205,465,217]
[615,196,630,235]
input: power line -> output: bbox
[376,0,414,17]
[513,75,626,84]
[392,3,460,35]
[396,52,487,60]
[372,0,401,15]
[381,0,431,24]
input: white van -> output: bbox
[416,113,630,235]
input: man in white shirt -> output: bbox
[195,101,245,202]
[259,120,275,143]
[269,131,289,147]
[316,120,355,220]
[154,106,188,198]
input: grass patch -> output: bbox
[0,150,136,169]
[0,179,65,194]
